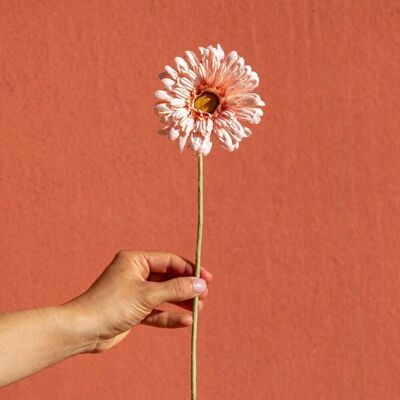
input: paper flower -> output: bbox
[154,44,265,155]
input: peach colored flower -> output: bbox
[154,44,265,156]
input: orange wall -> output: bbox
[1,1,400,399]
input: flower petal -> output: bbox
[170,98,187,109]
[227,93,265,107]
[173,85,191,99]
[185,50,200,69]
[214,126,238,152]
[178,130,191,152]
[154,102,172,115]
[169,126,180,141]
[233,107,263,124]
[164,65,179,80]
[172,107,189,122]
[154,90,173,101]
[200,136,212,156]
[179,77,194,91]
[190,134,202,152]
[161,78,175,91]
[175,57,189,73]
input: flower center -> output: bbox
[193,91,220,114]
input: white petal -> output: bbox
[234,107,263,124]
[178,130,191,152]
[173,85,191,99]
[236,57,245,69]
[245,71,260,91]
[220,109,236,120]
[190,134,202,152]
[180,116,194,134]
[228,93,265,107]
[209,47,220,70]
[154,102,172,115]
[169,126,180,141]
[225,51,239,68]
[185,70,199,83]
[205,118,213,135]
[172,107,189,121]
[200,137,212,156]
[179,77,194,91]
[165,65,179,80]
[161,78,175,91]
[199,119,207,133]
[229,119,245,140]
[214,124,240,152]
[154,90,173,101]
[170,98,187,109]
[243,127,253,137]
[216,44,225,60]
[175,57,189,73]
[197,63,206,80]
[185,50,200,69]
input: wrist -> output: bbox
[57,301,99,355]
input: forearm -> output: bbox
[0,305,95,387]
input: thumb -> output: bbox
[146,277,207,307]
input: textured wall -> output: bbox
[1,1,400,399]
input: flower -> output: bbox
[154,44,265,156]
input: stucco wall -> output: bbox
[1,1,400,399]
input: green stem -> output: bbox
[191,154,203,400]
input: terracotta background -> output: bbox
[1,1,400,399]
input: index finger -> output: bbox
[149,266,213,283]
[142,252,193,278]
[143,252,212,282]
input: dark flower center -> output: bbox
[194,91,220,114]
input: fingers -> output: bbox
[171,298,204,312]
[148,266,213,283]
[115,250,213,282]
[141,309,193,329]
[142,252,194,279]
[144,277,207,308]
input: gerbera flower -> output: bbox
[154,44,265,156]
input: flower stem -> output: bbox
[191,153,203,400]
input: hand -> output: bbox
[63,250,212,353]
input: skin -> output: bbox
[0,250,212,388]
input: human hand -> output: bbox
[63,250,212,353]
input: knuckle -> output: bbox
[116,249,135,261]
[170,278,188,298]
[141,282,156,308]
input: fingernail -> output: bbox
[192,278,207,293]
